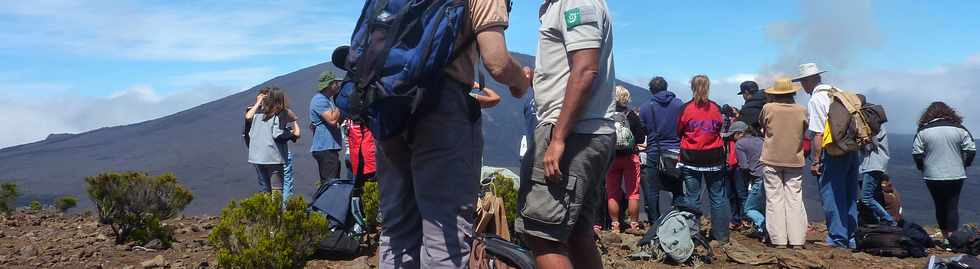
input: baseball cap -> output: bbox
[738,81,759,95]
[722,121,749,138]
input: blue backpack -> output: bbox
[334,0,470,140]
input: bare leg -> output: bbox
[568,215,603,269]
[526,236,573,269]
[607,198,621,231]
[627,199,641,225]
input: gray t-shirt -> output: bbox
[735,135,764,178]
[913,122,976,180]
[533,0,616,134]
[248,113,288,165]
[860,124,890,173]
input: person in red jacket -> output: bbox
[676,75,730,244]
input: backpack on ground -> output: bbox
[310,178,367,256]
[856,224,911,258]
[823,88,880,156]
[613,111,636,152]
[636,207,713,264]
[902,221,932,258]
[880,179,903,222]
[334,0,471,140]
[949,226,980,256]
[470,177,534,269]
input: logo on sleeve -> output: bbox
[564,6,597,29]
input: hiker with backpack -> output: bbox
[515,1,615,268]
[244,88,297,201]
[310,71,344,185]
[913,102,976,240]
[794,63,860,249]
[676,75,731,244]
[604,85,647,234]
[333,0,533,268]
[759,78,809,249]
[245,87,300,195]
[638,76,685,226]
[856,95,898,226]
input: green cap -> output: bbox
[316,71,338,92]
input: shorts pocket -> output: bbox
[520,175,578,225]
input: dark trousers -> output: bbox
[925,179,965,233]
[312,149,341,184]
[727,166,747,225]
[640,159,683,224]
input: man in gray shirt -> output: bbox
[515,1,615,268]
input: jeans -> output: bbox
[860,171,896,225]
[377,81,481,269]
[640,158,683,224]
[820,152,860,248]
[727,167,747,225]
[744,174,765,232]
[283,152,295,204]
[679,167,730,243]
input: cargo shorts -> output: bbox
[515,123,615,242]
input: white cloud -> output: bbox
[0,84,234,149]
[0,1,356,61]
[722,73,759,85]
[170,67,277,90]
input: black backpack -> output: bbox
[309,179,367,256]
[856,225,910,258]
[949,226,980,256]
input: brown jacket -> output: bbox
[760,103,809,168]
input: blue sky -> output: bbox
[1,0,979,147]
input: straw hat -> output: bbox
[765,78,801,95]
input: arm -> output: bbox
[961,130,976,167]
[288,110,301,139]
[472,82,501,108]
[912,133,925,171]
[542,48,600,180]
[245,94,265,121]
[476,27,532,98]
[320,109,341,128]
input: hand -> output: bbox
[255,93,267,105]
[810,162,822,177]
[542,139,565,183]
[472,81,482,90]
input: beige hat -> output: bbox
[765,78,801,95]
[791,63,827,82]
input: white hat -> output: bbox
[791,63,827,82]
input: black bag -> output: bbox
[902,221,932,258]
[479,235,536,269]
[949,227,980,256]
[647,101,683,180]
[310,179,366,256]
[856,225,911,258]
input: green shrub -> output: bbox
[29,200,42,211]
[490,172,518,224]
[55,196,78,212]
[210,193,327,269]
[0,182,19,215]
[84,171,193,246]
[362,181,380,229]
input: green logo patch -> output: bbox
[564,8,582,28]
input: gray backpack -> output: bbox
[634,208,713,264]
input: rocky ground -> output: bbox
[0,209,972,269]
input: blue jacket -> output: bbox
[639,90,685,155]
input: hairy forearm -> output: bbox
[477,28,529,97]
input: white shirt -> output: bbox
[806,84,834,134]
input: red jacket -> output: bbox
[677,101,725,166]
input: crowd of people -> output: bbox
[237,0,976,269]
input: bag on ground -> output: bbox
[902,221,932,258]
[335,0,471,140]
[310,179,366,256]
[949,226,980,256]
[470,180,532,269]
[856,224,911,258]
[636,207,713,264]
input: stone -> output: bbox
[95,233,109,241]
[141,255,167,268]
[19,245,37,258]
[144,239,164,250]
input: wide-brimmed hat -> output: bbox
[765,78,801,95]
[791,63,826,82]
[722,121,749,138]
[737,81,759,95]
[316,71,338,92]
